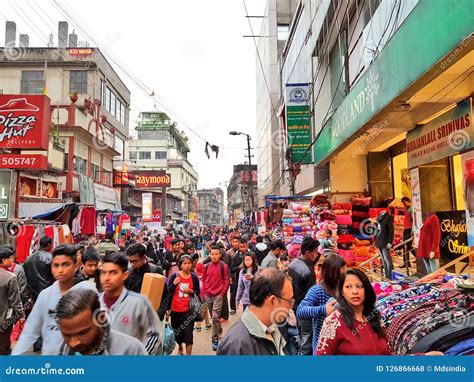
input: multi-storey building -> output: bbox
[227,164,258,226]
[197,188,224,226]
[0,21,129,216]
[127,111,199,224]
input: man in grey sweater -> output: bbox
[57,289,146,355]
[0,246,25,354]
[99,252,161,355]
[261,240,286,269]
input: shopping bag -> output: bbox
[189,294,204,322]
[163,323,176,355]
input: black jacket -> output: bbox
[217,309,286,355]
[126,262,169,321]
[375,212,394,248]
[75,268,101,291]
[229,250,249,276]
[288,257,316,311]
[23,249,53,301]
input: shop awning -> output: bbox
[20,202,65,219]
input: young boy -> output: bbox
[0,246,24,354]
[12,244,97,355]
[75,246,101,291]
[99,252,161,355]
[201,245,230,351]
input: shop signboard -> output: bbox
[406,98,473,168]
[461,150,474,251]
[68,48,93,57]
[313,0,473,165]
[152,209,161,224]
[0,154,48,170]
[436,210,468,261]
[142,193,153,222]
[79,175,95,205]
[0,95,51,150]
[0,171,12,220]
[285,83,312,163]
[410,168,422,247]
[135,171,171,188]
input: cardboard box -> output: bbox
[140,273,166,310]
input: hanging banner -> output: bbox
[285,83,312,163]
[410,168,422,247]
[0,95,51,150]
[142,193,153,222]
[406,98,473,168]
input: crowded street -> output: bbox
[0,2,473,381]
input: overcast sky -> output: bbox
[0,0,267,191]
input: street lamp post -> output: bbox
[229,131,255,217]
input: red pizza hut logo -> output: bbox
[0,95,50,150]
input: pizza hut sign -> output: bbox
[0,95,51,150]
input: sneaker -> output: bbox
[212,340,219,351]
[205,324,212,330]
[195,326,202,332]
[230,310,236,315]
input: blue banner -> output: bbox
[0,356,472,382]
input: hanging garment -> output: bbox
[61,225,73,244]
[106,212,114,233]
[80,207,97,236]
[44,226,55,241]
[16,225,36,263]
[58,226,66,244]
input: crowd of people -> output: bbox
[0,225,444,356]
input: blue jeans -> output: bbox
[422,258,439,274]
[379,247,393,279]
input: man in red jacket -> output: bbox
[201,245,230,351]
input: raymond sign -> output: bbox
[407,98,473,168]
[0,95,51,150]
[0,154,48,170]
[135,171,171,188]
[68,48,93,57]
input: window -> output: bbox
[105,87,112,112]
[91,163,101,182]
[155,151,167,160]
[277,24,290,41]
[100,79,105,105]
[139,151,151,160]
[69,70,88,94]
[103,172,112,186]
[129,151,137,160]
[73,156,87,175]
[110,92,116,116]
[21,70,44,94]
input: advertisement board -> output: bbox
[0,154,48,170]
[0,95,51,150]
[135,171,171,188]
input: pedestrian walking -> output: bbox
[261,239,286,269]
[236,252,259,311]
[167,255,200,355]
[201,245,230,351]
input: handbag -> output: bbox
[189,294,204,322]
[163,323,176,355]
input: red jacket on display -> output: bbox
[417,213,441,259]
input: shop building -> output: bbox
[0,21,130,215]
[126,111,199,224]
[197,188,224,226]
[278,0,473,271]
[227,164,258,226]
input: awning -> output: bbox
[20,202,65,219]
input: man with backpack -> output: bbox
[201,245,230,351]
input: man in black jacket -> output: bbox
[125,243,170,321]
[228,239,250,315]
[217,268,292,355]
[23,236,53,302]
[287,236,319,355]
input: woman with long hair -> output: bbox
[316,268,391,355]
[296,254,346,354]
[235,252,259,311]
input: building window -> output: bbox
[103,172,112,186]
[100,79,105,105]
[105,87,112,112]
[69,70,88,94]
[21,70,44,94]
[139,151,151,160]
[91,163,101,182]
[110,92,116,116]
[129,151,137,160]
[155,151,167,160]
[73,156,87,175]
[277,24,290,41]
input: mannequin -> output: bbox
[417,212,440,274]
[375,210,394,279]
